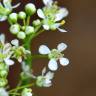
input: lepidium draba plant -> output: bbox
[0,0,69,95]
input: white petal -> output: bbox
[0,16,7,21]
[43,0,53,6]
[18,57,22,63]
[57,43,67,52]
[45,71,54,79]
[59,58,69,66]
[58,28,67,32]
[48,59,58,71]
[39,45,51,55]
[44,79,52,87]
[11,39,19,46]
[0,34,5,44]
[43,25,50,30]
[42,67,46,75]
[12,3,21,9]
[55,8,69,21]
[4,59,14,66]
[3,43,11,54]
[3,0,12,9]
[37,9,45,19]
[0,88,8,96]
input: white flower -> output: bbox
[36,67,54,87]
[11,39,31,63]
[37,0,68,32]
[21,88,32,96]
[43,0,53,6]
[0,88,9,96]
[0,0,20,21]
[39,43,69,71]
[0,34,14,66]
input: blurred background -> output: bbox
[0,0,96,96]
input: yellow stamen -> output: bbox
[60,20,65,25]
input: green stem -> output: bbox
[32,55,48,59]
[9,83,34,93]
[23,19,26,26]
[12,81,22,96]
[9,93,20,96]
[32,29,45,39]
[27,16,30,25]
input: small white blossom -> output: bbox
[0,34,14,66]
[21,88,32,96]
[39,43,69,71]
[37,0,68,32]
[0,88,8,96]
[11,39,31,63]
[36,67,54,87]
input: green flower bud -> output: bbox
[9,13,18,23]
[21,26,26,31]
[18,11,26,19]
[0,63,8,71]
[0,78,8,87]
[0,70,8,78]
[25,3,36,15]
[25,26,35,35]
[33,19,41,26]
[17,31,26,39]
[10,24,20,35]
[36,76,45,87]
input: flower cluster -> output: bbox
[0,34,31,88]
[0,0,69,96]
[9,3,37,39]
[37,0,68,32]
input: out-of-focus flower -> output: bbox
[0,88,8,96]
[36,67,54,87]
[39,43,69,71]
[11,39,31,62]
[0,34,14,66]
[21,88,32,96]
[0,0,20,21]
[37,0,68,32]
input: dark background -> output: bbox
[0,0,96,96]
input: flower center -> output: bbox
[48,49,64,60]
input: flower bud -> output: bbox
[0,63,7,71]
[25,3,36,16]
[22,26,26,31]
[18,11,26,19]
[33,19,41,26]
[0,78,8,87]
[0,70,8,78]
[10,24,20,35]
[9,13,18,23]
[25,26,35,35]
[17,31,26,39]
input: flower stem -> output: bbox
[32,55,48,59]
[9,83,34,93]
